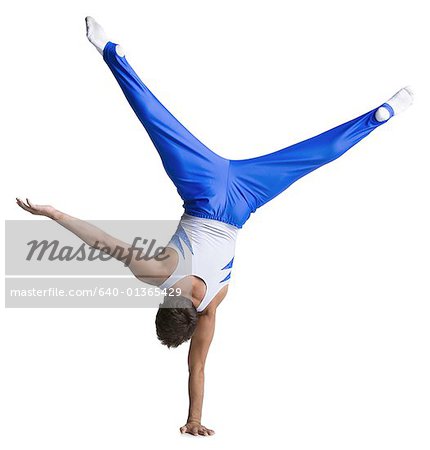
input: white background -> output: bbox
[1,1,429,448]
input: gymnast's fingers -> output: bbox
[198,428,208,436]
[16,198,31,212]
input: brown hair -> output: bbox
[155,295,198,348]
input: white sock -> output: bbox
[375,87,414,122]
[85,16,109,55]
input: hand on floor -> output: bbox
[180,421,215,436]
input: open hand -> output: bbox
[16,198,56,218]
[180,421,215,436]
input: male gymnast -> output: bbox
[16,17,413,436]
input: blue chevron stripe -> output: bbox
[170,234,185,258]
[176,225,194,254]
[219,272,231,283]
[221,257,234,270]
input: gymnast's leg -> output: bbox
[228,88,413,226]
[85,17,228,209]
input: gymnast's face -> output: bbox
[155,295,198,348]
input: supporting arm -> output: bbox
[180,310,216,436]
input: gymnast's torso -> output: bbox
[159,214,239,312]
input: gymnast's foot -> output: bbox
[85,16,126,57]
[85,17,109,55]
[375,87,414,122]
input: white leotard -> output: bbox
[159,214,240,312]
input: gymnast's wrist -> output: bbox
[186,415,201,425]
[48,208,63,220]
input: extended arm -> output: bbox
[16,198,170,285]
[180,310,216,436]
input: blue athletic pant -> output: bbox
[103,41,392,228]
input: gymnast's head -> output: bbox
[155,295,198,348]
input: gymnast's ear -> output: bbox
[155,295,198,348]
